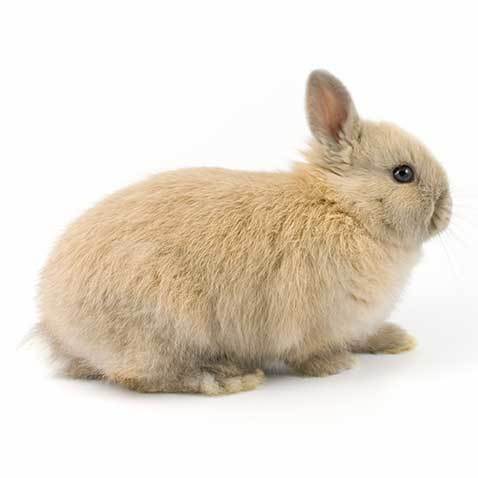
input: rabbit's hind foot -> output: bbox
[194,363,265,395]
[108,363,265,395]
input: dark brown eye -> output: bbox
[393,165,415,183]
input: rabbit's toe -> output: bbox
[198,368,265,395]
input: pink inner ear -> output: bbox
[307,71,355,145]
[319,85,348,141]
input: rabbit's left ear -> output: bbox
[306,70,360,148]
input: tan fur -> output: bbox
[37,70,451,394]
[351,323,417,354]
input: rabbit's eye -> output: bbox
[393,165,415,183]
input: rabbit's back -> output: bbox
[39,168,314,365]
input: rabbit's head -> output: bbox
[305,70,451,246]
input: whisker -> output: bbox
[436,232,462,283]
[450,214,478,230]
[451,203,478,212]
[444,226,470,250]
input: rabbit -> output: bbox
[37,70,452,395]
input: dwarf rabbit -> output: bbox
[37,70,451,394]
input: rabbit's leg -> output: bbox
[351,323,416,354]
[288,350,356,377]
[108,362,265,395]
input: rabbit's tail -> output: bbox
[20,323,103,380]
[19,322,53,361]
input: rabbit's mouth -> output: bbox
[429,189,452,235]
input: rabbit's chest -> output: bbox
[327,247,421,343]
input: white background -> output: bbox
[1,1,477,477]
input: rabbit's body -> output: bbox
[37,71,451,394]
[39,166,419,392]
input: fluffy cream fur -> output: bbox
[37,70,451,394]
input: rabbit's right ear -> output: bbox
[306,70,360,148]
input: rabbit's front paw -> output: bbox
[353,323,416,354]
[290,351,356,377]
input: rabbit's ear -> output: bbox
[306,70,359,148]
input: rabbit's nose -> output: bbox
[429,188,452,234]
[435,188,451,210]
